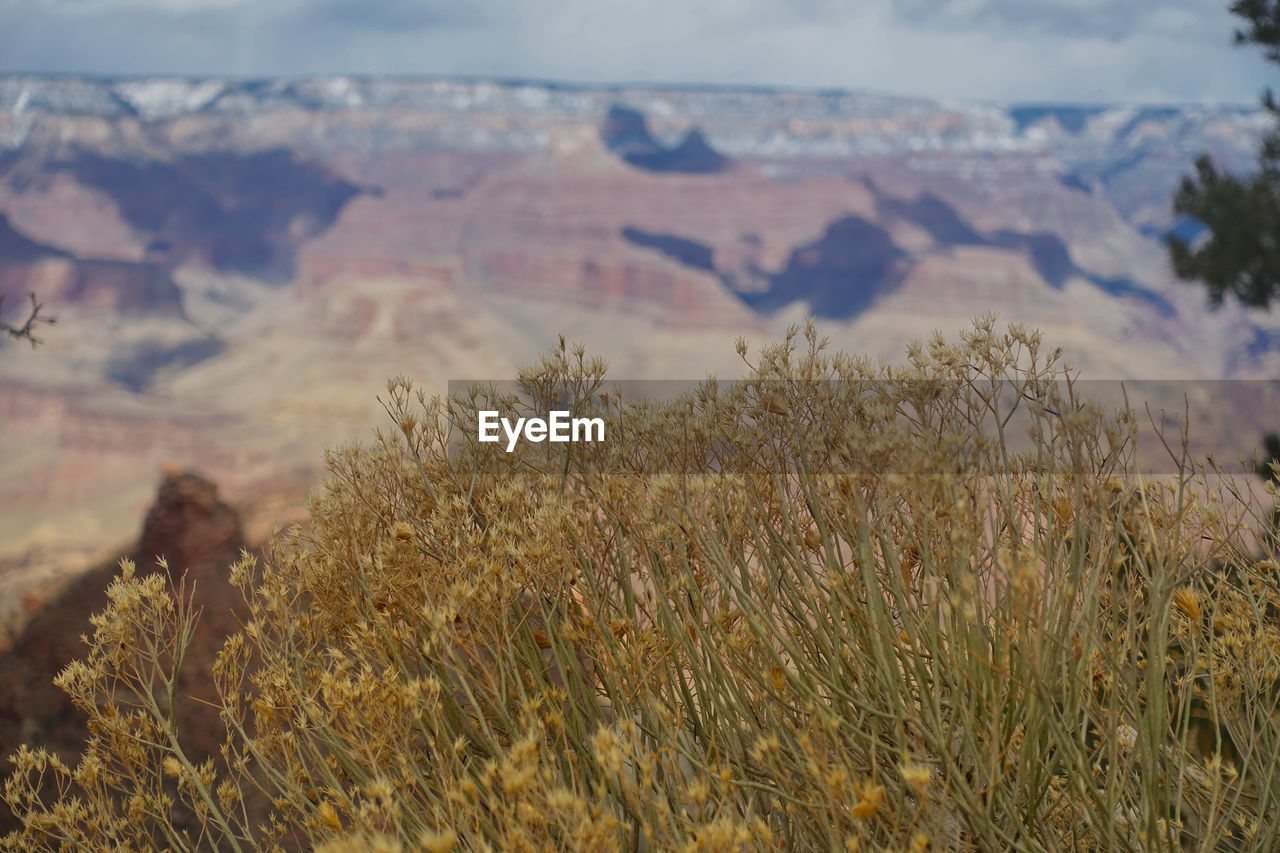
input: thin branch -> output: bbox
[0,291,57,347]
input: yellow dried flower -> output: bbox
[684,778,709,806]
[317,800,342,831]
[419,829,458,852]
[851,781,883,820]
[900,762,931,795]
[592,727,624,776]
[750,734,780,763]
[1173,586,1201,621]
[500,763,537,794]
[1053,496,1073,528]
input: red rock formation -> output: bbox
[1,258,185,318]
[294,255,458,295]
[0,378,249,510]
[474,250,754,328]
[0,472,249,831]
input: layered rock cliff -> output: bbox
[1,74,1278,591]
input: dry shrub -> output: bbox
[6,317,1280,852]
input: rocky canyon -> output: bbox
[1,75,1278,642]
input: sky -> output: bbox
[0,0,1274,105]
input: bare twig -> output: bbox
[0,291,57,347]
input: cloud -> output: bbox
[0,0,1268,104]
[304,0,482,34]
[893,0,1225,42]
[31,0,253,12]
